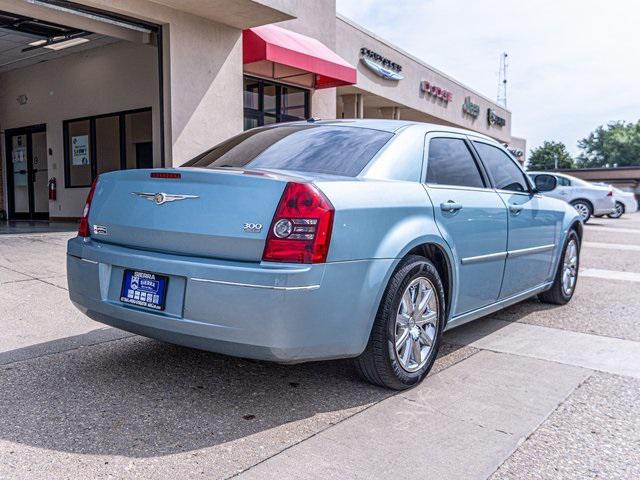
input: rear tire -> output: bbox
[571,200,592,223]
[539,229,580,305]
[607,201,624,219]
[354,255,445,390]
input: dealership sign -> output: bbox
[420,81,452,103]
[360,48,403,80]
[462,96,480,118]
[487,108,506,127]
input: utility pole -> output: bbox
[497,52,508,108]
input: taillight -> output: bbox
[262,182,334,264]
[150,172,181,179]
[607,190,613,197]
[78,176,99,237]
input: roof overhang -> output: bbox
[243,24,357,89]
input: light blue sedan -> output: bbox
[67,120,582,389]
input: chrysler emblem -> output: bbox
[131,192,199,205]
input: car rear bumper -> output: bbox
[67,237,393,363]
[592,196,616,216]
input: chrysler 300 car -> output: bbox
[67,120,582,389]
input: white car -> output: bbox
[592,183,638,218]
[528,172,615,222]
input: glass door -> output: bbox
[5,125,49,220]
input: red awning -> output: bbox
[243,24,356,89]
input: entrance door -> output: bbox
[5,125,49,220]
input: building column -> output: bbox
[341,93,365,119]
[379,106,401,119]
[341,94,358,119]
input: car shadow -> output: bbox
[443,295,564,345]
[0,331,471,459]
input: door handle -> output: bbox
[509,204,524,215]
[440,201,463,212]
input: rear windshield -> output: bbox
[182,125,393,177]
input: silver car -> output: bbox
[591,183,638,218]
[527,172,615,222]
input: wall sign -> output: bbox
[360,47,404,81]
[462,96,480,118]
[72,135,90,166]
[420,81,452,103]
[487,108,506,127]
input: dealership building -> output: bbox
[0,0,525,221]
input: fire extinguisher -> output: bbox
[48,178,57,201]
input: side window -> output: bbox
[473,141,529,192]
[426,138,485,188]
[558,177,571,187]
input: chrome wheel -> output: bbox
[609,202,624,219]
[394,277,439,373]
[561,239,578,296]
[573,202,590,221]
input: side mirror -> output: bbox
[534,174,557,193]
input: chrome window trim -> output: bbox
[424,183,497,194]
[494,189,535,197]
[191,277,320,291]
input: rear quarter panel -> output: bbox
[315,179,455,331]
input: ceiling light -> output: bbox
[44,37,89,51]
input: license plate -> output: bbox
[120,270,168,311]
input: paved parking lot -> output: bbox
[1,215,639,479]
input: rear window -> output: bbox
[183,125,393,177]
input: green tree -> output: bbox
[527,141,574,170]
[576,120,640,167]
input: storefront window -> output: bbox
[243,76,309,129]
[64,108,153,187]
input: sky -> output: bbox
[335,0,640,156]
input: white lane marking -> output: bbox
[446,319,640,379]
[587,226,640,235]
[580,268,640,283]
[583,241,640,252]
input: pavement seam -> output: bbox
[486,372,596,479]
[224,347,481,480]
[0,263,67,291]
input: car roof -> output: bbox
[271,119,498,142]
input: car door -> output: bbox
[472,140,563,298]
[423,133,508,316]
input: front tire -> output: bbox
[539,229,580,305]
[608,201,624,219]
[354,255,445,390]
[571,200,592,223]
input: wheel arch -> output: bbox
[405,242,454,321]
[570,197,594,212]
